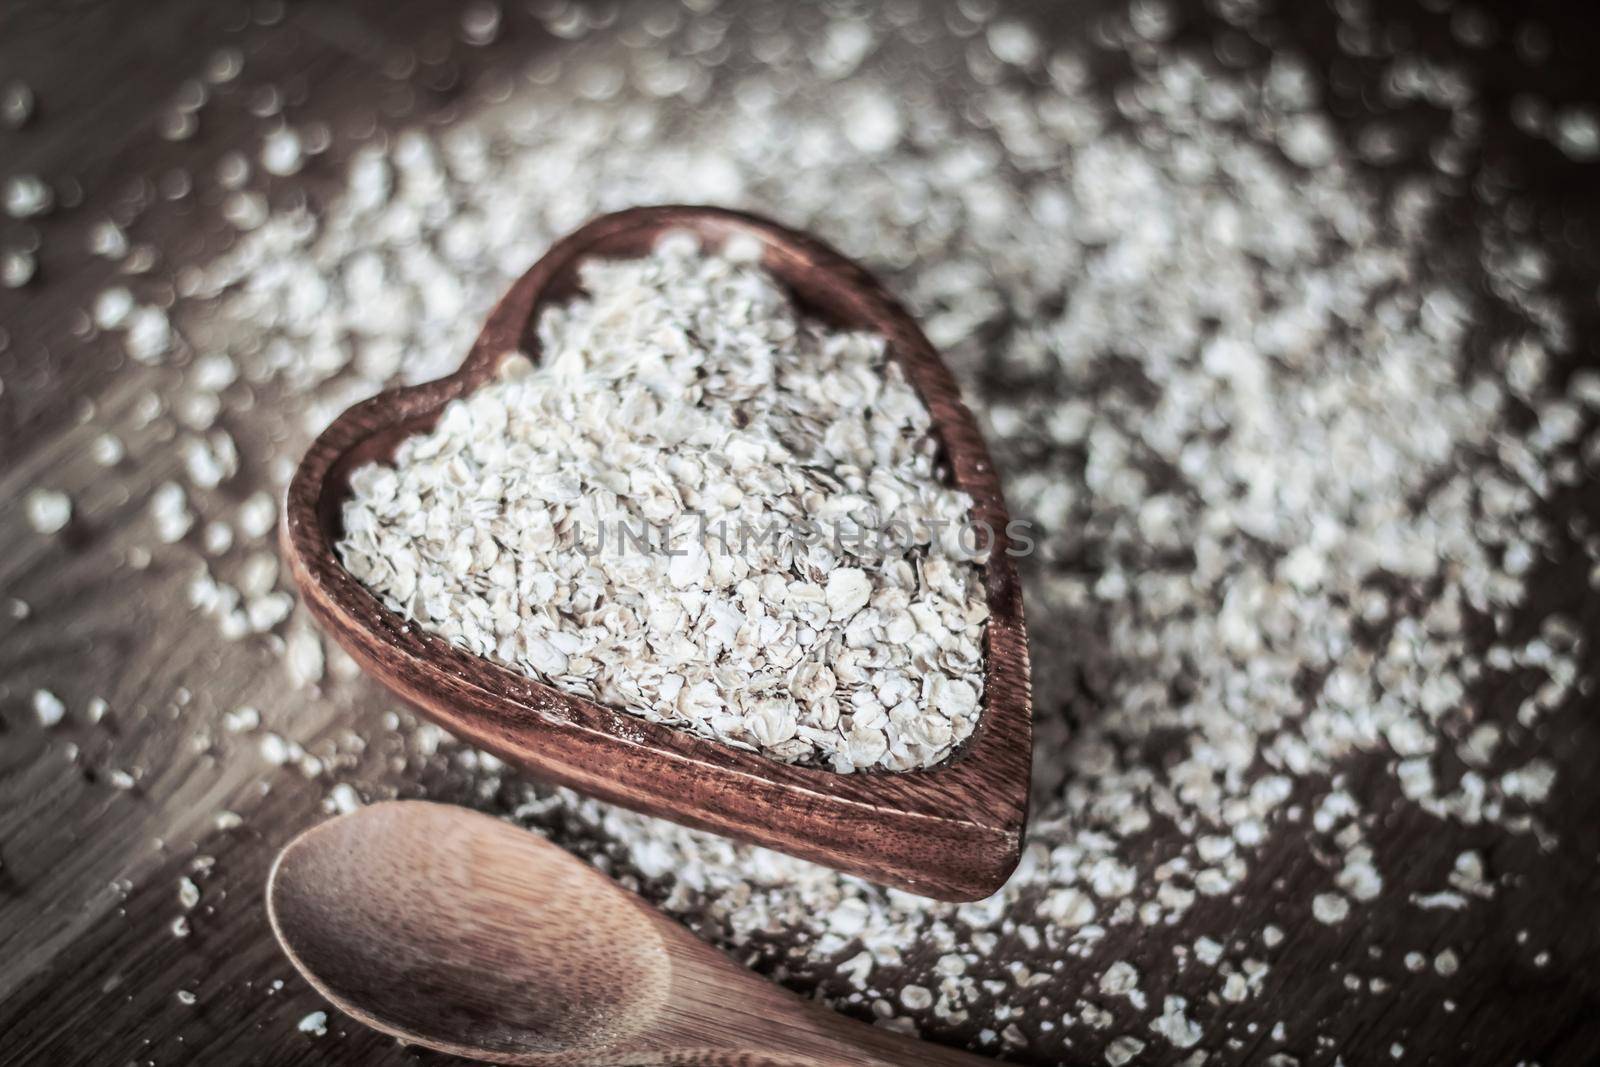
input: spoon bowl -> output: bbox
[268,801,996,1066]
[280,206,1032,900]
[269,802,670,1059]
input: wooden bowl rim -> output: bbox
[282,205,1032,896]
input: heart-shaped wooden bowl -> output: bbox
[282,205,1031,901]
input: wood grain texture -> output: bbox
[4,2,1600,1065]
[269,801,997,1065]
[281,206,1034,902]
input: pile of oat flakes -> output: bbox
[337,237,989,772]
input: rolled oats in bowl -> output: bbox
[336,234,990,773]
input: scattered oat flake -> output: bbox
[1312,893,1351,925]
[1150,996,1203,1049]
[33,690,66,728]
[26,489,72,534]
[1105,1036,1146,1066]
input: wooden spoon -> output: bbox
[280,206,1032,901]
[268,800,995,1066]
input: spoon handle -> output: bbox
[679,977,996,1066]
[648,876,998,1066]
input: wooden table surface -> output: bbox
[2,1,1598,1065]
